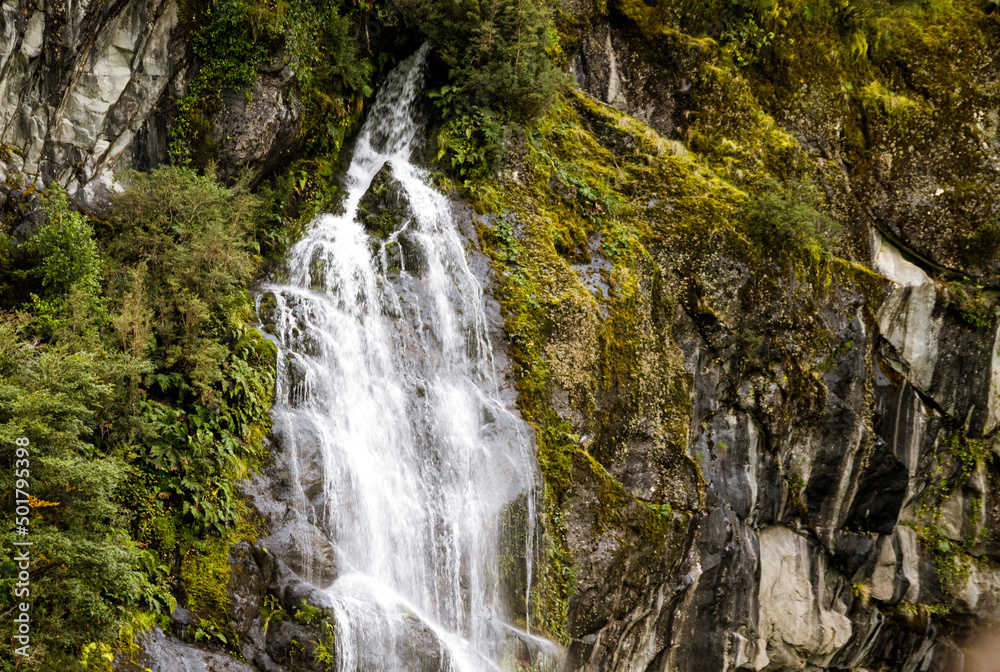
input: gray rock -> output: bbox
[210,64,301,183]
[757,526,853,670]
[115,627,256,672]
[0,0,185,210]
[259,519,340,588]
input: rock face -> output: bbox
[208,57,302,183]
[0,0,301,209]
[0,0,184,205]
[116,627,260,672]
[517,3,1000,670]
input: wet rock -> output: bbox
[397,230,429,276]
[662,507,762,672]
[563,451,695,671]
[115,627,256,672]
[358,162,413,239]
[876,276,1000,436]
[843,437,909,535]
[169,606,199,632]
[270,560,339,614]
[227,540,265,639]
[257,292,279,335]
[259,519,339,587]
[870,537,899,603]
[265,620,332,672]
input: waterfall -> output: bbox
[257,45,558,671]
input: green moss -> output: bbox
[947,278,995,328]
[171,0,270,167]
[180,502,263,643]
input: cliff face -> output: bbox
[493,2,1000,670]
[5,0,1000,670]
[0,0,300,209]
[0,0,183,204]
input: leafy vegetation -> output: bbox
[171,0,397,173]
[744,179,842,255]
[0,168,274,669]
[409,0,562,120]
[416,0,563,181]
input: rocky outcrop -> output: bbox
[207,56,302,184]
[0,0,184,205]
[117,627,259,672]
[0,0,303,209]
[568,3,1000,279]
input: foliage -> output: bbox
[430,85,505,181]
[411,0,562,182]
[17,189,107,339]
[0,325,164,666]
[744,179,842,255]
[947,278,994,328]
[171,0,269,166]
[721,10,776,66]
[0,168,275,668]
[285,0,372,123]
[406,0,561,121]
[170,0,390,172]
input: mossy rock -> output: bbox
[357,162,413,240]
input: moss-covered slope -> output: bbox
[458,2,1000,669]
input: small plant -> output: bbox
[79,642,115,671]
[312,620,336,669]
[261,594,285,636]
[294,600,324,623]
[851,581,872,605]
[744,179,841,255]
[721,15,775,67]
[948,278,994,328]
[193,619,229,646]
[430,86,505,181]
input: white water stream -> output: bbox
[257,45,558,671]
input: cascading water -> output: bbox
[257,45,559,671]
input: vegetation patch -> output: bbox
[0,169,275,669]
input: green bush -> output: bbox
[744,179,842,254]
[0,168,275,669]
[17,189,106,339]
[406,0,561,120]
[0,323,163,666]
[404,0,562,181]
[286,0,372,121]
[429,85,505,180]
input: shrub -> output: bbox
[17,188,106,338]
[408,0,562,181]
[0,323,163,666]
[406,0,562,121]
[0,168,275,668]
[744,179,841,254]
